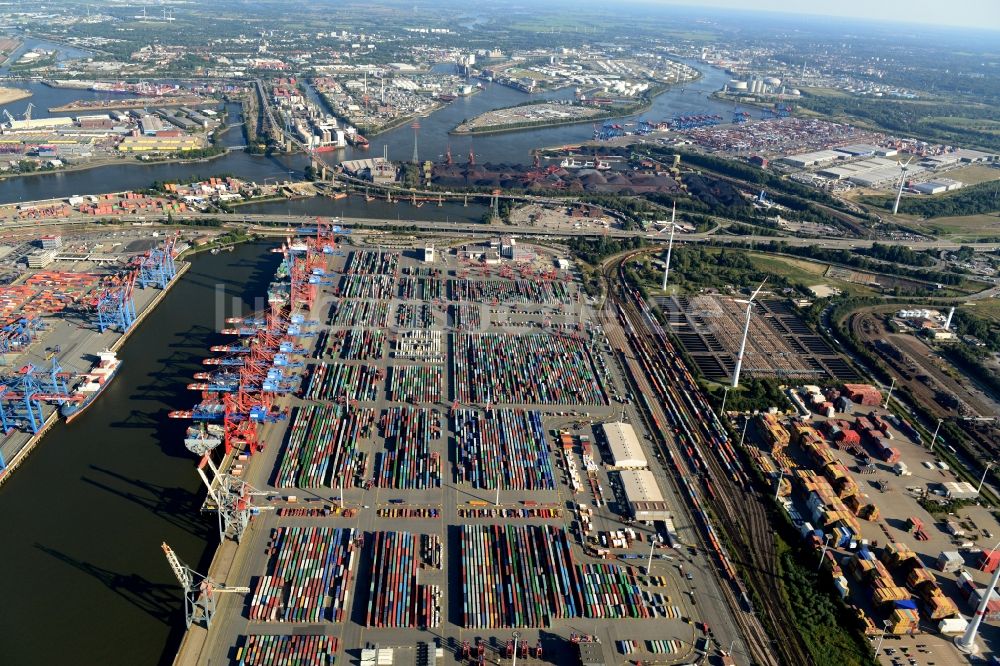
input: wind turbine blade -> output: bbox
[749,277,767,302]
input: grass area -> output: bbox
[775,533,877,666]
[921,213,1000,238]
[801,86,853,99]
[960,298,1000,323]
[945,165,1000,185]
[746,253,879,297]
[921,115,1000,139]
[505,68,548,81]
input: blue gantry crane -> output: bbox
[0,360,75,450]
[134,236,178,289]
[92,270,138,333]
[0,316,42,356]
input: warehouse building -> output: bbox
[139,114,166,135]
[118,136,204,152]
[913,179,964,195]
[836,143,880,157]
[5,116,75,132]
[600,421,647,469]
[781,149,850,169]
[618,469,671,521]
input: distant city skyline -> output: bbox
[652,0,1000,30]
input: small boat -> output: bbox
[61,350,122,424]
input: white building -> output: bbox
[601,422,647,469]
[619,469,671,521]
[26,248,58,268]
[39,234,62,249]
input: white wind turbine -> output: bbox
[732,278,767,389]
[658,201,681,291]
[892,157,914,215]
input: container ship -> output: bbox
[61,350,122,423]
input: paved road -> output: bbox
[16,211,995,252]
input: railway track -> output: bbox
[598,250,812,666]
[850,310,1000,467]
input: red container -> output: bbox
[981,549,1000,574]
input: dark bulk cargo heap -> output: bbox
[366,531,441,628]
[275,404,373,487]
[453,408,555,489]
[454,333,607,405]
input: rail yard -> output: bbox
[166,227,766,666]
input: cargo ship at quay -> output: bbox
[60,350,122,424]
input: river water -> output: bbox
[0,58,731,665]
[0,242,281,666]
[0,59,732,205]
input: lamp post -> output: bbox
[977,461,995,496]
[719,386,730,418]
[930,418,943,453]
[773,471,785,502]
[883,377,895,409]
[511,631,521,666]
[817,534,833,572]
[874,619,891,657]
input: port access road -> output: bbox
[5,210,1000,252]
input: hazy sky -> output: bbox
[658,0,1000,30]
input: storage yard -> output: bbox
[172,234,751,666]
[0,230,186,483]
[744,384,1000,662]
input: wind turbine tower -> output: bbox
[892,157,914,215]
[732,278,767,389]
[660,201,679,291]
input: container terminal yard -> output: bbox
[165,224,759,666]
[0,231,186,484]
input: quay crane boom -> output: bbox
[160,542,249,629]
